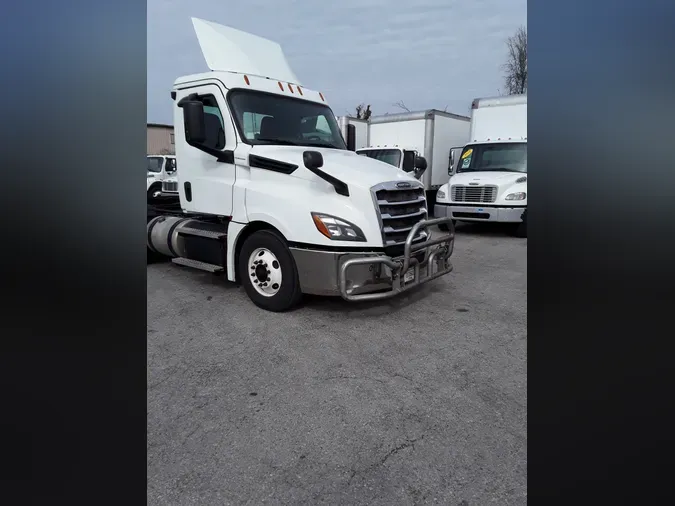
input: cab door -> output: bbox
[173,83,237,216]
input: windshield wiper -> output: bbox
[303,141,343,149]
[255,138,299,146]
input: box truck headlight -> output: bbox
[505,192,527,201]
[437,190,446,200]
[311,213,366,241]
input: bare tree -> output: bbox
[393,100,410,112]
[354,103,372,120]
[502,26,527,95]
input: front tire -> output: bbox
[513,210,527,238]
[238,230,302,312]
[147,183,162,202]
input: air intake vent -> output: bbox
[371,181,428,252]
[162,180,179,193]
[451,185,497,203]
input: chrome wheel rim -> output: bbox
[248,248,282,297]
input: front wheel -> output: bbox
[513,210,527,238]
[147,183,162,201]
[238,230,303,312]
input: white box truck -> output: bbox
[434,94,527,237]
[337,116,369,150]
[147,154,177,199]
[355,110,470,209]
[147,18,456,312]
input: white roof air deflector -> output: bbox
[191,18,301,85]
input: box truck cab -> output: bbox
[146,18,455,312]
[147,154,177,199]
[434,95,527,237]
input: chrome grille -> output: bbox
[451,185,497,203]
[372,182,429,247]
[162,180,178,193]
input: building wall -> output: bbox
[147,124,175,155]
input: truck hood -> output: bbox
[450,171,527,186]
[248,145,418,189]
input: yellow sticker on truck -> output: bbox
[461,149,473,159]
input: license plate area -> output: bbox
[403,268,415,284]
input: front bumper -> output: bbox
[290,217,455,302]
[434,203,526,223]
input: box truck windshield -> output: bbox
[357,148,402,167]
[457,142,527,174]
[229,89,347,150]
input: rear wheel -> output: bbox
[238,230,302,312]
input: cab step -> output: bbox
[171,257,224,273]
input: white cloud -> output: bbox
[147,0,526,123]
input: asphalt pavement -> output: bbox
[147,223,527,505]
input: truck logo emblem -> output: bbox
[396,182,412,188]
[469,182,479,186]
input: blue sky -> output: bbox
[147,0,526,124]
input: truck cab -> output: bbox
[434,95,527,237]
[147,18,455,311]
[356,146,427,181]
[147,154,177,199]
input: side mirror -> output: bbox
[449,146,463,175]
[414,156,427,171]
[182,100,206,144]
[413,156,427,180]
[346,124,356,151]
[303,150,324,170]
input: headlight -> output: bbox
[505,192,527,200]
[437,190,446,199]
[311,213,366,241]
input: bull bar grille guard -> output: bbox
[338,217,455,302]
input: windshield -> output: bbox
[228,89,347,150]
[356,148,402,168]
[147,157,163,173]
[457,142,527,173]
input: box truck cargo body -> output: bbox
[337,116,369,150]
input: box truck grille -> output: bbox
[372,182,429,248]
[451,185,497,203]
[162,180,179,193]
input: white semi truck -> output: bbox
[434,94,527,237]
[147,18,455,312]
[354,110,470,209]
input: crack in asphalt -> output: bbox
[348,434,426,485]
